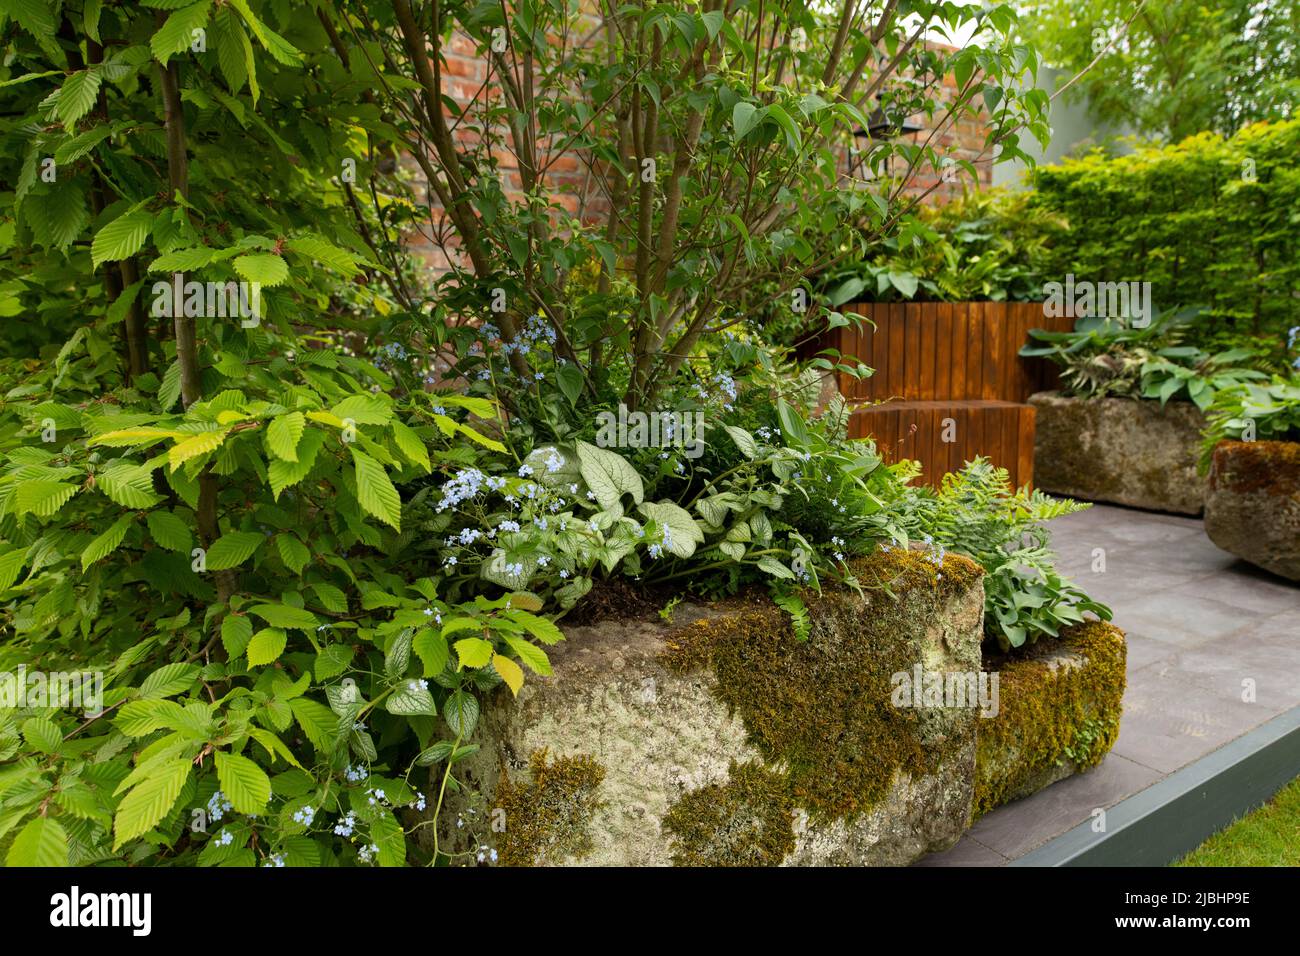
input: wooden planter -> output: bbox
[812,302,1070,488]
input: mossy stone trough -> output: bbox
[426,550,1126,866]
[1204,440,1300,581]
[1029,391,1205,514]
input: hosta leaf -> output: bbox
[245,626,287,666]
[639,500,705,558]
[442,690,479,738]
[385,683,436,716]
[113,757,190,849]
[576,440,643,513]
[351,448,401,531]
[204,530,263,570]
[213,751,271,815]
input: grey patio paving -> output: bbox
[917,502,1300,866]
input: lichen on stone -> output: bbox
[493,748,605,866]
[662,761,796,866]
[972,619,1126,819]
[659,549,984,863]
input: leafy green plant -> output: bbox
[1022,309,1268,407]
[818,188,1055,308]
[1199,378,1300,471]
[908,458,1111,649]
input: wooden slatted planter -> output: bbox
[813,302,1070,488]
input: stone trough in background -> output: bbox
[1029,392,1205,514]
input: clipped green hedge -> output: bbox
[1030,118,1300,338]
[816,119,1298,349]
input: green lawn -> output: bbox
[1174,777,1300,866]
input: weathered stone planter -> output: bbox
[1029,391,1205,514]
[974,621,1127,819]
[425,551,1127,866]
[1204,440,1300,581]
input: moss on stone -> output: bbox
[972,620,1126,819]
[494,748,605,866]
[1211,440,1300,497]
[662,761,796,866]
[660,548,984,852]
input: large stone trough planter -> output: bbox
[1029,391,1205,514]
[1204,440,1300,581]
[424,551,1126,866]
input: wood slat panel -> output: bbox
[887,304,905,399]
[855,303,873,401]
[1017,404,1036,489]
[919,302,936,400]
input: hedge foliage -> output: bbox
[1031,118,1300,338]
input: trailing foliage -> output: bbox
[1199,378,1300,472]
[907,458,1110,650]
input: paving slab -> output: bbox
[917,503,1300,866]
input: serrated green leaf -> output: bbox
[221,614,253,657]
[7,816,68,867]
[232,252,287,286]
[502,635,553,676]
[56,69,101,126]
[245,627,287,666]
[80,513,132,569]
[151,0,212,66]
[351,448,401,531]
[204,530,263,570]
[113,757,190,849]
[275,533,310,575]
[213,751,270,815]
[21,716,62,754]
[266,411,304,462]
[146,510,192,551]
[91,204,153,268]
[140,662,199,699]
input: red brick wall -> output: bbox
[407,35,993,272]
